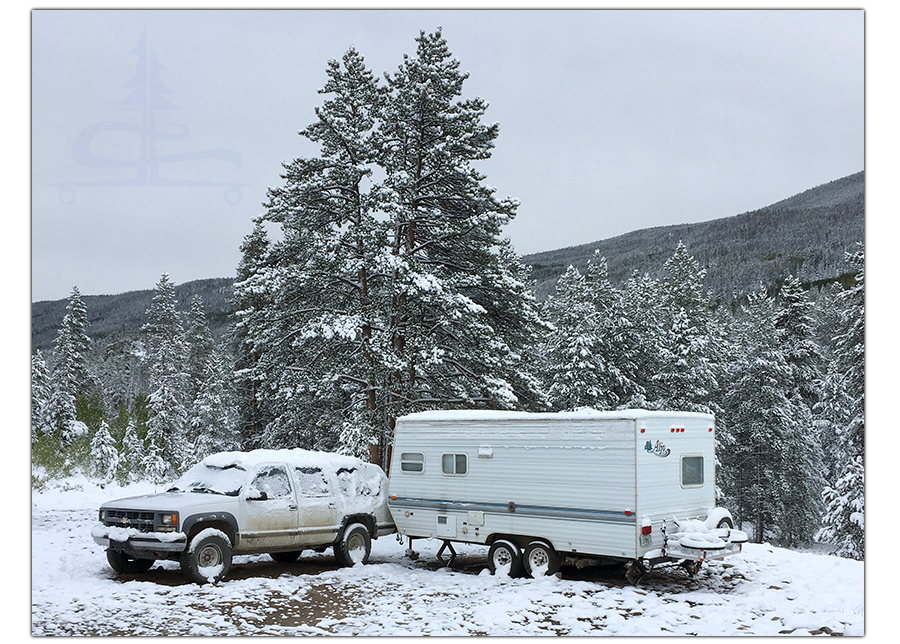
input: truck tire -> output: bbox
[716,517,734,530]
[488,539,523,577]
[335,523,371,567]
[107,549,155,574]
[523,540,561,577]
[181,531,232,584]
[269,550,303,563]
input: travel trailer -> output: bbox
[387,409,747,582]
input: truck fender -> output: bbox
[704,507,734,530]
[182,512,240,546]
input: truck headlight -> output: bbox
[157,513,179,531]
[99,509,106,522]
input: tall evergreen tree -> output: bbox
[49,287,94,441]
[820,247,864,559]
[142,273,189,476]
[190,350,240,460]
[184,294,216,406]
[241,31,546,464]
[31,350,54,441]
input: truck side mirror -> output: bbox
[247,490,268,501]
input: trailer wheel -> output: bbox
[523,540,561,578]
[488,539,523,577]
[716,517,734,530]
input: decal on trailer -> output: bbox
[644,440,671,458]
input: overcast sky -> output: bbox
[30,8,864,303]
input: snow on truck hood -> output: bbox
[201,448,367,471]
[99,491,237,512]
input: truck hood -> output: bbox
[100,491,238,513]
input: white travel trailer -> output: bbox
[387,409,747,582]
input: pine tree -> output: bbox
[190,350,239,460]
[184,294,216,407]
[142,273,189,476]
[231,221,274,449]
[242,31,546,464]
[31,350,54,441]
[49,287,94,442]
[819,247,864,559]
[90,420,119,483]
[770,274,825,545]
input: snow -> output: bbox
[31,477,865,636]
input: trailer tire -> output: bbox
[523,540,561,578]
[716,517,734,530]
[488,539,523,577]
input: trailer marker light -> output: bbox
[640,428,645,433]
[624,510,632,516]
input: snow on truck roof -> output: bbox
[398,409,714,423]
[201,449,370,472]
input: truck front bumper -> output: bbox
[92,524,187,558]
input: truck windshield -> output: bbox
[168,463,247,496]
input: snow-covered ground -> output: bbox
[32,477,864,636]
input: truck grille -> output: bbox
[104,510,156,532]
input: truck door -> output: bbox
[292,466,339,545]
[240,463,300,549]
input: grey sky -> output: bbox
[31,8,864,303]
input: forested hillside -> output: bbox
[523,171,864,300]
[32,278,234,352]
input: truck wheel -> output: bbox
[335,523,371,567]
[181,531,232,584]
[270,550,303,563]
[488,539,523,577]
[107,549,155,574]
[523,540,561,578]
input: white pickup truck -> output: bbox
[92,449,395,584]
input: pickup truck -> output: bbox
[91,449,395,584]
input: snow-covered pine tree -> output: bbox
[621,270,666,407]
[31,350,54,441]
[142,273,189,476]
[184,294,216,407]
[542,265,607,410]
[720,288,792,542]
[90,420,119,483]
[49,287,94,442]
[251,46,387,456]
[120,418,145,481]
[770,274,825,545]
[231,221,274,449]
[242,32,546,464]
[820,247,864,559]
[190,349,240,459]
[650,243,719,413]
[375,28,545,438]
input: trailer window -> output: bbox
[682,455,704,487]
[400,452,424,473]
[441,453,467,476]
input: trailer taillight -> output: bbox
[641,525,652,536]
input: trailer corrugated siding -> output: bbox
[389,415,641,559]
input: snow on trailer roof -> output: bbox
[201,449,368,471]
[398,408,714,423]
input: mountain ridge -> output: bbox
[31,171,864,352]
